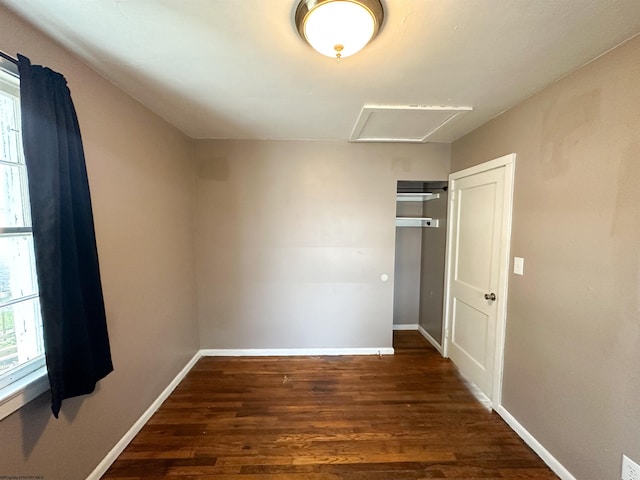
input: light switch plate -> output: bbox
[514,257,524,275]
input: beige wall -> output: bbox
[418,190,448,343]
[452,35,640,480]
[194,140,450,349]
[0,7,199,480]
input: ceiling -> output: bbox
[2,0,640,143]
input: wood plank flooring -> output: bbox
[102,332,558,479]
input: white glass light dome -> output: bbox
[295,0,384,60]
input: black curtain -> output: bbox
[17,55,113,418]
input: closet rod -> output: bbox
[0,51,18,65]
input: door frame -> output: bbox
[442,153,516,408]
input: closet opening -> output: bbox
[393,180,448,353]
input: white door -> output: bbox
[444,154,515,405]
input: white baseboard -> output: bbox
[86,352,201,480]
[200,347,395,356]
[417,325,443,355]
[393,324,418,330]
[496,405,577,480]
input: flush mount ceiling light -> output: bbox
[295,0,384,61]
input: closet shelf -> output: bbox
[396,193,440,202]
[395,217,439,228]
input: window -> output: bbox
[0,60,48,419]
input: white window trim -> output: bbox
[0,365,48,420]
[0,60,49,420]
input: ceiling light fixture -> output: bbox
[295,0,384,61]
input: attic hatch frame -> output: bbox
[350,105,472,143]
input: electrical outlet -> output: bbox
[622,455,639,480]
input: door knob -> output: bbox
[484,292,496,301]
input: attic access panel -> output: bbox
[350,105,472,143]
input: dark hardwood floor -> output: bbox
[102,331,558,479]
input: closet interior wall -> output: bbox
[393,199,423,328]
[418,187,448,344]
[393,181,448,346]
